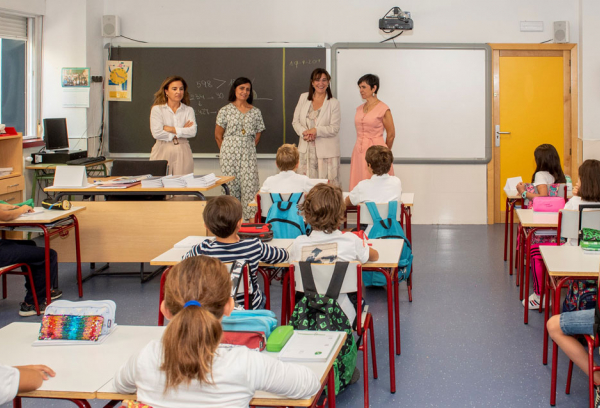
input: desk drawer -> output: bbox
[0,176,24,195]
[0,191,22,204]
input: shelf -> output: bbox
[0,173,22,181]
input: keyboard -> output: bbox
[66,156,106,165]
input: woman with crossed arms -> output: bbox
[150,76,197,175]
[292,68,341,187]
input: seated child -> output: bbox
[289,183,378,324]
[260,144,320,194]
[344,145,402,233]
[114,256,320,407]
[184,195,288,309]
[0,364,55,404]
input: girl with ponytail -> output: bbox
[114,256,320,408]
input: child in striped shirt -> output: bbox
[184,195,288,309]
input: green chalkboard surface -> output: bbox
[108,46,327,155]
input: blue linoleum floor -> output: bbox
[0,224,591,407]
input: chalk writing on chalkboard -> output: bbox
[189,78,274,116]
[289,59,322,69]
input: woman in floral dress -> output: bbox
[215,77,265,220]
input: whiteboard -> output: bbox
[332,44,491,163]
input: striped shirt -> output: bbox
[184,238,288,309]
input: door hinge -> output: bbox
[570,148,572,155]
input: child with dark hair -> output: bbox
[184,195,288,309]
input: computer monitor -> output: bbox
[43,118,69,151]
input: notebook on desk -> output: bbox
[278,331,343,362]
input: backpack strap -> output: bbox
[324,262,349,299]
[298,262,318,296]
[270,193,302,212]
[365,202,383,224]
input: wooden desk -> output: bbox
[539,245,599,406]
[0,206,85,304]
[26,159,113,203]
[515,209,559,324]
[44,175,234,201]
[0,323,345,408]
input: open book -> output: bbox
[278,331,343,362]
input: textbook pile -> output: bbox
[0,167,12,177]
[159,173,218,188]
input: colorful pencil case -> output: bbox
[38,315,104,341]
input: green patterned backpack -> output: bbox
[289,262,358,395]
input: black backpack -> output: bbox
[289,262,357,395]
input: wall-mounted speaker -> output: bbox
[553,21,569,43]
[102,15,121,38]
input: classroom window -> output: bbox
[0,13,40,136]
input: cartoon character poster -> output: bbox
[106,61,132,101]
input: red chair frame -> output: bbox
[565,335,600,408]
[288,263,378,408]
[1,263,40,315]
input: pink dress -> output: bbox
[349,101,394,190]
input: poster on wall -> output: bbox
[106,60,132,102]
[61,67,90,87]
[61,67,90,107]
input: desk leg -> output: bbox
[72,215,83,298]
[12,397,22,408]
[327,366,336,408]
[524,229,535,324]
[543,268,551,365]
[382,269,396,393]
[551,277,570,406]
[222,183,230,195]
[510,202,515,275]
[31,170,40,205]
[41,225,52,305]
[393,267,401,355]
[281,271,289,325]
[504,198,509,261]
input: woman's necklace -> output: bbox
[241,113,247,135]
[363,99,378,114]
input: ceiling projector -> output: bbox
[379,7,413,31]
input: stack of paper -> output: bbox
[185,173,218,188]
[141,176,164,188]
[0,167,13,176]
[278,331,343,362]
[161,173,193,188]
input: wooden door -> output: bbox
[489,45,578,223]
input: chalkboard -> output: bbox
[108,45,327,155]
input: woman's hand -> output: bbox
[516,182,524,194]
[163,125,176,134]
[302,129,316,142]
[183,120,194,128]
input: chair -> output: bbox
[288,261,377,408]
[0,263,40,315]
[357,201,413,302]
[565,335,600,408]
[255,192,306,223]
[106,159,168,201]
[157,262,270,326]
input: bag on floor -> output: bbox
[221,309,278,338]
[363,201,413,286]
[265,193,306,239]
[290,262,357,395]
[238,223,273,242]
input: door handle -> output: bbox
[495,125,511,147]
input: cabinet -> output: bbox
[0,134,24,238]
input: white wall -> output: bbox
[580,0,600,161]
[33,0,600,223]
[0,0,45,16]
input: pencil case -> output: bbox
[39,315,104,341]
[581,241,600,251]
[44,300,116,336]
[266,325,294,352]
[221,331,267,352]
[532,196,565,212]
[581,228,600,242]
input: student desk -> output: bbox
[26,159,113,203]
[0,206,85,304]
[504,191,521,273]
[97,332,346,408]
[539,245,599,406]
[515,209,559,324]
[45,175,234,201]
[152,237,404,394]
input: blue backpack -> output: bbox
[265,193,307,239]
[363,201,413,286]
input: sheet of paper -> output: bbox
[62,88,90,107]
[504,176,522,194]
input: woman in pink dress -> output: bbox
[349,74,396,190]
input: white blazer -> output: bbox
[292,92,341,159]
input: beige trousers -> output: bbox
[149,138,193,175]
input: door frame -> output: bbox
[488,43,578,224]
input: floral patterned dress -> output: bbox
[216,103,265,220]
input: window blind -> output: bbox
[0,14,27,40]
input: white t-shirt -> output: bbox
[533,171,556,186]
[114,339,320,408]
[0,365,19,405]
[260,171,318,194]
[347,174,402,206]
[289,230,370,322]
[564,196,600,246]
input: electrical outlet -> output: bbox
[91,76,103,83]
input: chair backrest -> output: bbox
[110,159,168,177]
[257,192,305,218]
[157,261,250,326]
[357,201,402,226]
[557,208,600,240]
[291,262,359,294]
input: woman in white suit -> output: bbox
[292,68,341,187]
